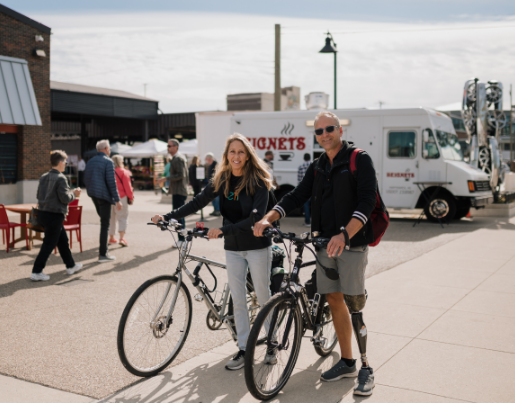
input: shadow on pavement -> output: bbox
[93,249,173,277]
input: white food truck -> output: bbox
[196,108,493,221]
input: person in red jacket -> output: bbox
[109,155,134,247]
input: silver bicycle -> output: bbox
[117,219,262,377]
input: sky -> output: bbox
[5,1,515,113]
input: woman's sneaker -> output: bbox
[264,348,277,365]
[320,359,358,382]
[354,367,375,395]
[108,238,118,244]
[225,350,245,370]
[30,273,50,281]
[119,239,128,247]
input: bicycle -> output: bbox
[117,219,264,377]
[244,226,337,401]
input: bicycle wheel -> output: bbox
[117,275,192,377]
[314,301,338,356]
[245,292,302,400]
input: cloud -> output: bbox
[35,11,515,112]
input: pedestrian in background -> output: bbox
[108,155,134,247]
[31,150,83,281]
[189,155,202,197]
[167,139,189,248]
[84,139,122,262]
[298,153,311,227]
[77,157,86,188]
[205,152,221,216]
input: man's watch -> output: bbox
[340,226,351,250]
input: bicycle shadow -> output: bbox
[104,348,357,403]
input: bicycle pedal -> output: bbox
[194,294,204,302]
[312,337,327,347]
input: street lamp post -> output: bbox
[319,32,338,109]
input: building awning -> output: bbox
[0,55,42,126]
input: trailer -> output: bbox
[196,108,493,221]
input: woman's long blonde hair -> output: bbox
[212,133,274,197]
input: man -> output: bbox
[84,140,122,262]
[263,150,279,189]
[77,157,86,188]
[167,139,189,247]
[204,152,220,216]
[254,111,377,396]
[298,153,311,227]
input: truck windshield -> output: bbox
[435,130,464,161]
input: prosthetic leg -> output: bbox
[344,294,370,368]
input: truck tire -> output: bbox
[424,194,456,223]
[453,206,470,220]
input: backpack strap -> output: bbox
[350,148,363,176]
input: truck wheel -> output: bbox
[424,194,456,223]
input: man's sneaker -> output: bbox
[119,239,128,247]
[225,350,245,370]
[320,359,358,382]
[354,367,375,396]
[30,272,50,281]
[98,255,116,263]
[303,223,311,227]
[108,238,118,244]
[264,348,277,365]
[172,241,184,249]
[66,263,83,275]
[210,211,221,217]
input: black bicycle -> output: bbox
[244,227,337,400]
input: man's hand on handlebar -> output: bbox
[253,210,280,237]
[207,228,223,239]
[327,233,346,258]
[151,215,164,224]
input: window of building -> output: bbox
[0,133,17,184]
[388,131,416,158]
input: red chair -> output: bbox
[69,199,79,206]
[57,205,83,253]
[0,204,29,253]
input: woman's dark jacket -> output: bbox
[274,140,377,247]
[37,169,76,216]
[164,178,271,251]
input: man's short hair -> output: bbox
[50,150,67,167]
[168,139,179,147]
[265,150,274,157]
[205,152,214,159]
[314,111,340,127]
[304,153,311,161]
[96,139,110,151]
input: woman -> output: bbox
[108,155,134,247]
[188,155,202,197]
[152,133,274,370]
[158,156,171,189]
[31,150,82,281]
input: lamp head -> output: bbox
[319,35,337,53]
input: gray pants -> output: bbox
[109,196,129,235]
[225,247,272,351]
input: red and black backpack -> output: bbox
[350,149,389,247]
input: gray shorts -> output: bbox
[316,245,368,296]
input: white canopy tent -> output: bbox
[110,142,132,154]
[119,139,168,158]
[178,139,198,157]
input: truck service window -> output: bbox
[388,131,416,158]
[435,130,464,161]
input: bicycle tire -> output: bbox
[117,275,192,377]
[244,292,302,401]
[313,302,338,356]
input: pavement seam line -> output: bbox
[373,228,515,374]
[374,383,476,402]
[415,337,515,355]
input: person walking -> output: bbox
[152,133,275,370]
[84,139,122,262]
[108,155,134,247]
[298,153,311,227]
[204,152,221,216]
[254,111,377,396]
[188,155,202,197]
[167,139,189,248]
[77,157,86,187]
[31,150,83,281]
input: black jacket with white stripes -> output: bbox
[273,140,377,247]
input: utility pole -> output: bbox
[274,24,281,111]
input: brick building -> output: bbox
[0,4,51,204]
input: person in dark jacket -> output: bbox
[188,155,202,197]
[152,133,275,371]
[254,111,377,396]
[204,152,220,216]
[84,139,122,263]
[31,150,83,281]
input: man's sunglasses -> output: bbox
[314,125,339,136]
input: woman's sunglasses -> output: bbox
[314,125,339,136]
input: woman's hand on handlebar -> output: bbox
[207,228,223,239]
[151,215,164,224]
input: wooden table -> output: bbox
[4,204,41,250]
